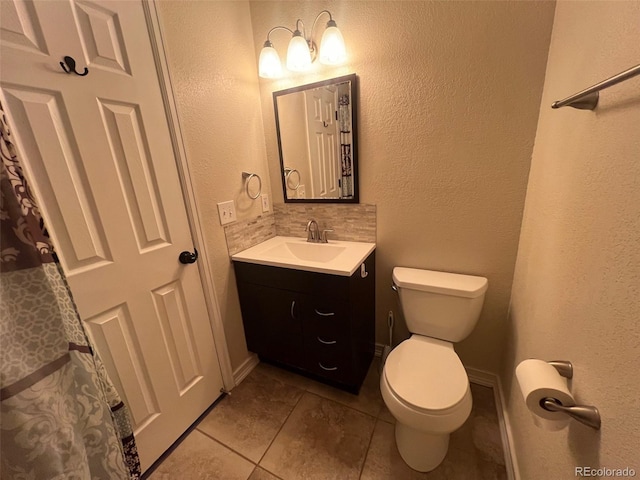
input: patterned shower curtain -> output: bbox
[0,102,141,479]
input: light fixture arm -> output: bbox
[291,18,318,61]
[266,11,334,44]
[294,11,336,57]
[265,25,294,45]
[310,10,333,39]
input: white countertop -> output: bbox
[231,236,376,276]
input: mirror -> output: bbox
[274,74,358,203]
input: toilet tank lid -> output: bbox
[393,267,488,298]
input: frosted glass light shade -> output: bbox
[319,21,346,65]
[259,44,282,78]
[286,33,312,71]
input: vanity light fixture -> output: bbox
[258,10,347,78]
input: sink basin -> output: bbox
[263,241,346,263]
[231,236,376,276]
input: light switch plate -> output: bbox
[261,193,270,213]
[217,200,236,225]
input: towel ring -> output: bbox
[242,172,262,199]
[284,168,300,190]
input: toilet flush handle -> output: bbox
[391,282,398,293]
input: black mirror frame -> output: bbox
[273,73,359,203]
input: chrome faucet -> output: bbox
[306,219,333,243]
[305,219,319,242]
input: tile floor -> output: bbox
[146,359,508,480]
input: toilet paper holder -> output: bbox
[543,360,601,430]
[547,360,573,379]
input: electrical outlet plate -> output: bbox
[261,193,270,213]
[297,185,306,199]
[217,200,236,225]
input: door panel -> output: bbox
[305,86,340,198]
[1,0,224,471]
[151,281,201,391]
[2,86,113,270]
[98,99,170,250]
[75,1,132,75]
[0,0,48,54]
[86,304,160,427]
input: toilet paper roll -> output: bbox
[515,359,575,431]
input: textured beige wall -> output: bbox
[157,1,269,370]
[251,1,555,372]
[502,2,640,477]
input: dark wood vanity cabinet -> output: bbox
[234,251,375,393]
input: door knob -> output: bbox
[178,248,198,264]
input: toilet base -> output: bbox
[395,422,449,472]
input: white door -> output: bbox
[1,0,224,471]
[305,86,340,198]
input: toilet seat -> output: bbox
[384,336,469,415]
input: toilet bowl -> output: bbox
[380,335,472,471]
[381,267,487,472]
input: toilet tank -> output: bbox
[392,267,488,342]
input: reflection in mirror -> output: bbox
[274,74,358,203]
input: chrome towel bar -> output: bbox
[552,64,640,110]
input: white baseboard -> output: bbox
[232,353,259,387]
[465,366,496,388]
[495,376,520,480]
[466,367,519,480]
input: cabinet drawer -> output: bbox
[304,331,350,359]
[306,346,353,384]
[303,299,350,340]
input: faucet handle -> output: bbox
[320,229,334,243]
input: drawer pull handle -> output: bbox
[318,362,338,371]
[314,309,335,317]
[317,336,337,345]
[290,300,296,319]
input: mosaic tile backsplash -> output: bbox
[224,213,276,256]
[223,204,376,256]
[274,204,376,243]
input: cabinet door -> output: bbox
[236,283,304,368]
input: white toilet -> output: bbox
[380,267,488,472]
